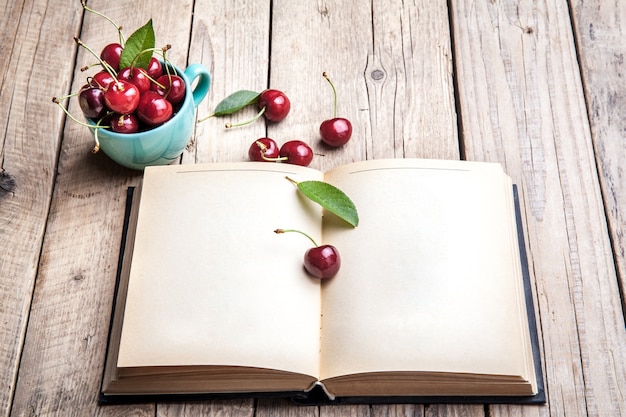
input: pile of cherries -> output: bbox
[77,43,185,134]
[217,73,352,168]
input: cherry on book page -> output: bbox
[274,229,341,279]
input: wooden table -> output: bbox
[2,0,625,416]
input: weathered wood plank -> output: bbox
[9,1,192,415]
[570,0,626,312]
[0,1,83,416]
[267,0,370,173]
[367,0,459,162]
[185,0,271,165]
[450,0,626,416]
[156,399,256,417]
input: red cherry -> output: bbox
[279,140,313,166]
[104,80,140,114]
[152,74,186,104]
[107,113,140,134]
[258,89,290,122]
[78,85,107,119]
[320,72,352,147]
[304,245,341,279]
[136,91,173,126]
[274,229,341,279]
[248,138,279,162]
[146,58,163,79]
[320,118,352,147]
[92,71,115,90]
[100,43,123,72]
[118,67,151,94]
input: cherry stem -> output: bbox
[75,37,119,82]
[81,0,125,45]
[274,228,319,247]
[254,140,285,161]
[80,63,100,72]
[196,113,215,123]
[52,97,109,130]
[224,106,266,129]
[131,45,171,74]
[323,71,338,118]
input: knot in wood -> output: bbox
[371,69,385,81]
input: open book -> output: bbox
[100,158,545,405]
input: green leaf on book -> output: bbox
[213,90,260,116]
[290,178,359,227]
[119,19,155,70]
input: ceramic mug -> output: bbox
[87,63,211,170]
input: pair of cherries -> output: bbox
[248,138,313,167]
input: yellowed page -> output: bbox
[319,159,530,381]
[117,162,324,379]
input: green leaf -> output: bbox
[119,19,155,70]
[213,90,260,116]
[295,180,359,227]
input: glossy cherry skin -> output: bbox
[136,91,173,126]
[100,43,123,72]
[320,117,352,147]
[248,138,279,161]
[78,85,106,119]
[304,245,341,279]
[107,113,140,134]
[258,89,290,122]
[146,57,163,79]
[104,80,140,114]
[92,71,115,90]
[152,74,186,104]
[118,67,151,94]
[279,140,313,166]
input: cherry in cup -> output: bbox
[100,42,123,72]
[152,74,186,104]
[104,79,141,114]
[107,113,140,134]
[136,91,173,126]
[118,67,151,94]
[78,85,107,119]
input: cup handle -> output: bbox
[184,64,211,108]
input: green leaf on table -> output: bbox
[294,179,359,227]
[213,90,260,116]
[119,19,155,70]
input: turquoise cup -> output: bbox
[87,63,211,170]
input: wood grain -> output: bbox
[3,0,625,415]
[8,1,191,415]
[450,0,626,416]
[184,0,271,166]
[0,1,82,416]
[569,0,626,311]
